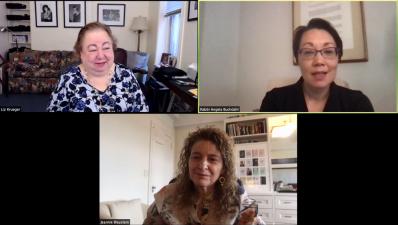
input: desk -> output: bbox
[156,74,198,112]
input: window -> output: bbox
[165,1,182,57]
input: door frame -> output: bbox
[147,120,174,205]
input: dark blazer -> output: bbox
[260,77,374,112]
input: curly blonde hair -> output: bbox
[174,126,238,220]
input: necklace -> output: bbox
[80,64,115,112]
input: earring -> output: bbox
[219,176,225,186]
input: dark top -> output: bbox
[260,77,374,112]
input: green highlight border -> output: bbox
[196,0,398,113]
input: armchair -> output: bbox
[127,51,149,84]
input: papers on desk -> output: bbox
[188,89,197,96]
[171,75,188,79]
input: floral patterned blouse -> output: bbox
[143,183,265,225]
[46,63,149,112]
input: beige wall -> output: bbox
[26,1,197,76]
[200,1,397,112]
[30,1,149,52]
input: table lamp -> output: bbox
[130,16,149,52]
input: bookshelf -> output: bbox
[224,114,297,224]
[224,114,273,193]
[6,1,32,52]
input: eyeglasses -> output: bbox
[298,47,339,60]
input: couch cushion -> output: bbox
[108,199,143,224]
[127,52,148,70]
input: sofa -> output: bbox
[4,49,77,94]
[2,48,150,95]
[100,199,149,224]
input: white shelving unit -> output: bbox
[224,114,297,224]
[5,1,32,52]
[224,114,273,193]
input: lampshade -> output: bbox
[271,120,296,138]
[130,16,149,31]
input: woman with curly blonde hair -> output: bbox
[143,127,265,225]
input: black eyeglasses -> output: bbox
[298,47,340,60]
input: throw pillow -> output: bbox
[108,199,143,224]
[127,52,148,70]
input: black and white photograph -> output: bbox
[253,158,259,167]
[35,1,58,27]
[240,161,245,167]
[260,176,266,185]
[64,1,86,28]
[246,168,252,176]
[188,1,198,21]
[239,150,245,158]
[97,4,125,27]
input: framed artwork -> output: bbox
[235,143,272,192]
[187,1,198,21]
[292,1,368,64]
[35,1,58,27]
[168,56,177,67]
[64,1,86,28]
[97,4,125,27]
[18,53,38,63]
[161,53,171,65]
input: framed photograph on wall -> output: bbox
[64,1,86,28]
[188,1,198,21]
[292,1,368,65]
[97,4,125,27]
[35,1,58,27]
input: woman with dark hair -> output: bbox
[143,127,265,225]
[260,18,374,112]
[41,5,52,22]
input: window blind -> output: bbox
[165,1,182,17]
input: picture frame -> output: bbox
[35,1,58,27]
[187,1,198,21]
[18,53,38,64]
[161,53,171,65]
[64,1,86,28]
[97,4,125,27]
[292,1,368,65]
[168,56,177,67]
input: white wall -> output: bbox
[178,1,197,73]
[199,1,241,107]
[100,114,174,203]
[200,1,397,112]
[30,1,149,52]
